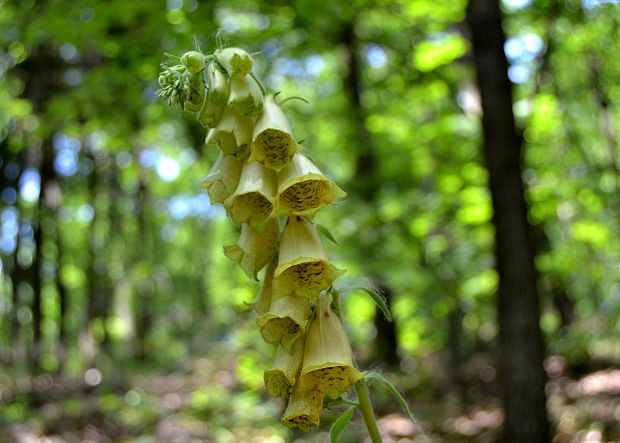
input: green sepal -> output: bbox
[329,406,356,443]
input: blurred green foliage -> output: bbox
[0,0,619,441]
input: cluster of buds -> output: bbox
[159,47,363,431]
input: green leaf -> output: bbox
[364,372,416,425]
[316,223,339,245]
[330,406,355,443]
[340,287,392,321]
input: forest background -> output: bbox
[0,0,619,442]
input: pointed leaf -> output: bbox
[340,287,392,321]
[364,371,416,425]
[316,223,339,245]
[330,406,355,443]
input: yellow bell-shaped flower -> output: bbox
[281,383,323,431]
[297,291,364,399]
[274,216,345,301]
[264,337,304,398]
[257,295,310,353]
[224,161,277,229]
[200,151,244,205]
[250,95,300,171]
[223,218,279,280]
[276,152,346,217]
[205,107,254,157]
[228,76,264,117]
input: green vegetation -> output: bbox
[0,0,619,442]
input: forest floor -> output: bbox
[1,350,619,443]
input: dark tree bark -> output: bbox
[340,20,400,367]
[466,1,549,441]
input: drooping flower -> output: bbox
[200,151,244,204]
[248,256,277,315]
[228,76,264,117]
[250,95,300,171]
[223,218,279,280]
[281,383,323,431]
[215,47,253,78]
[297,291,364,399]
[224,161,277,229]
[197,94,225,128]
[205,107,254,157]
[264,337,305,398]
[274,216,345,301]
[276,152,346,217]
[257,295,310,353]
[207,63,230,104]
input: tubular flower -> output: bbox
[205,107,254,157]
[281,384,323,431]
[248,257,277,315]
[215,47,253,78]
[199,151,244,204]
[228,76,264,117]
[197,93,225,128]
[257,295,310,353]
[250,95,300,171]
[276,152,346,217]
[224,161,277,229]
[223,218,279,280]
[297,291,364,399]
[207,63,230,104]
[274,216,345,301]
[264,337,305,398]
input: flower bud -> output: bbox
[297,291,363,399]
[224,218,279,280]
[281,384,323,431]
[251,95,299,171]
[264,337,304,398]
[184,71,206,112]
[181,51,205,74]
[276,152,346,217]
[200,151,244,204]
[207,63,230,104]
[205,107,253,157]
[257,295,310,353]
[274,216,345,301]
[248,257,277,315]
[228,76,264,117]
[216,47,253,78]
[224,161,277,229]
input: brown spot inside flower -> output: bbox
[279,180,328,213]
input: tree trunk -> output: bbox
[466,1,549,441]
[340,20,400,367]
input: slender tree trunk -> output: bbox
[340,20,400,367]
[466,1,549,441]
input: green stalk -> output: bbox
[355,380,382,443]
[330,287,382,442]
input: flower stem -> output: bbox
[250,72,267,96]
[355,380,382,443]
